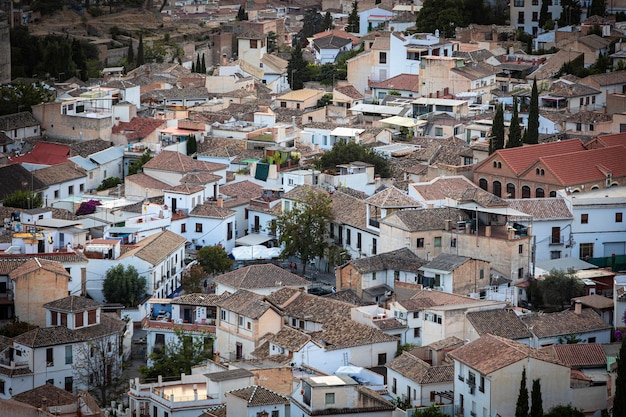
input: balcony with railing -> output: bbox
[129,378,221,409]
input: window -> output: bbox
[518,11,525,24]
[280,101,286,108]
[551,250,561,259]
[54,190,59,199]
[435,127,443,136]
[357,233,362,250]
[0,379,4,394]
[272,411,279,417]
[51,312,58,326]
[181,223,186,233]
[346,229,351,245]
[61,313,67,326]
[394,270,400,280]
[372,272,377,281]
[536,188,545,198]
[588,337,596,343]
[68,185,74,195]
[196,223,203,232]
[250,39,258,48]
[392,377,397,394]
[372,238,377,255]
[532,11,538,21]
[88,309,96,325]
[220,309,226,320]
[47,348,54,367]
[247,321,251,330]
[378,353,387,365]
[79,184,84,192]
[479,269,484,279]
[617,212,623,223]
[580,243,594,258]
[379,52,387,64]
[239,316,244,326]
[479,376,485,393]
[227,222,233,240]
[519,244,523,254]
[416,238,424,248]
[581,213,589,224]
[434,236,442,247]
[325,392,335,405]
[46,379,54,385]
[518,268,524,279]
[64,345,73,366]
[64,376,73,392]
[514,0,524,6]
[414,327,421,337]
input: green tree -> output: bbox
[558,0,582,26]
[346,1,360,33]
[539,269,585,310]
[516,367,529,417]
[197,245,233,276]
[588,0,605,17]
[316,140,392,177]
[127,149,152,175]
[544,405,584,417]
[322,11,334,31]
[187,134,197,156]
[539,0,550,28]
[201,53,206,74]
[317,93,333,107]
[267,31,278,53]
[287,43,307,90]
[196,54,201,73]
[97,177,122,191]
[2,190,43,209]
[490,103,505,154]
[614,339,626,416]
[127,38,135,68]
[137,33,145,66]
[140,329,213,380]
[300,8,324,43]
[416,0,465,38]
[276,189,333,276]
[236,5,248,21]
[102,264,147,307]
[396,343,419,357]
[413,405,448,417]
[507,98,523,148]
[182,264,206,294]
[531,378,543,417]
[526,78,540,144]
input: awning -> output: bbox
[379,116,427,128]
[455,202,532,217]
[235,233,275,246]
[108,226,141,234]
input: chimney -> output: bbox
[292,115,296,129]
[574,301,582,315]
[217,197,223,208]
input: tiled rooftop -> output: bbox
[119,231,187,266]
[541,343,607,368]
[309,316,398,351]
[43,295,103,312]
[9,258,71,279]
[381,207,469,232]
[214,264,309,290]
[227,385,290,406]
[32,162,86,186]
[217,289,272,319]
[387,351,454,384]
[520,309,612,338]
[466,309,532,340]
[348,247,426,273]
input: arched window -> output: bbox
[479,178,488,190]
[536,188,545,198]
[591,185,600,190]
[506,183,516,199]
[493,161,498,168]
[522,186,531,199]
[541,169,545,176]
[498,162,502,168]
[493,181,502,197]
[536,168,540,175]
[549,191,557,197]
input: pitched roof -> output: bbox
[466,309,532,340]
[309,316,398,350]
[10,142,71,166]
[125,172,171,190]
[213,263,309,290]
[170,293,229,306]
[323,288,374,306]
[190,202,236,219]
[111,117,166,141]
[0,252,88,275]
[537,145,626,185]
[217,289,272,319]
[43,295,103,312]
[143,150,227,173]
[571,294,614,310]
[32,162,86,186]
[268,326,312,351]
[0,164,47,199]
[410,176,479,201]
[219,180,263,207]
[313,29,360,46]
[381,208,469,232]
[12,383,79,408]
[541,343,607,368]
[369,74,420,93]
[450,62,498,80]
[365,187,420,208]
[577,34,611,50]
[165,184,205,194]
[227,385,290,406]
[507,198,573,220]
[348,247,426,273]
[548,79,601,98]
[595,132,626,148]
[582,70,626,87]
[330,188,369,231]
[118,231,187,265]
[422,253,471,272]
[9,258,71,280]
[271,291,354,323]
[448,333,561,375]
[0,111,40,131]
[314,34,352,49]
[408,289,481,308]
[520,309,612,338]
[387,352,454,384]
[334,84,364,100]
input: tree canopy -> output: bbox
[506,98,522,148]
[515,367,529,417]
[539,269,585,310]
[197,245,233,276]
[530,378,544,417]
[102,264,147,307]
[416,0,492,38]
[544,405,584,417]
[182,264,206,294]
[287,43,308,90]
[0,81,56,116]
[346,1,360,33]
[127,149,152,175]
[614,339,626,416]
[2,190,43,209]
[526,78,540,144]
[489,104,505,154]
[316,140,392,178]
[276,189,333,275]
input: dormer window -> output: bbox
[76,311,84,328]
[88,309,97,325]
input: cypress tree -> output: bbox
[539,0,549,28]
[201,53,206,74]
[614,339,626,416]
[137,34,145,66]
[191,61,195,73]
[196,55,201,73]
[127,38,135,66]
[346,1,359,33]
[490,103,505,154]
[530,378,543,417]
[526,78,540,144]
[507,98,523,148]
[323,11,334,31]
[515,367,529,417]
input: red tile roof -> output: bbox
[489,139,586,175]
[596,132,626,148]
[144,150,227,173]
[537,145,626,185]
[369,74,420,93]
[10,142,71,166]
[313,29,361,46]
[541,343,606,368]
[112,117,166,141]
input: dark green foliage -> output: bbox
[140,329,213,380]
[316,140,392,178]
[515,367,529,417]
[137,34,145,66]
[182,264,206,294]
[196,54,201,73]
[558,0,582,26]
[277,190,333,276]
[197,245,233,276]
[416,0,492,38]
[539,0,550,28]
[102,265,147,307]
[127,38,135,67]
[539,269,585,310]
[201,54,206,74]
[526,78,540,144]
[187,134,197,156]
[490,104,505,154]
[0,318,38,337]
[267,31,278,53]
[97,177,122,191]
[317,93,333,107]
[2,190,43,209]
[287,44,307,90]
[322,11,334,31]
[613,339,626,416]
[300,8,324,44]
[346,1,360,33]
[589,0,606,17]
[544,405,584,417]
[413,405,449,417]
[507,98,523,148]
[128,149,152,175]
[0,81,56,116]
[236,5,249,21]
[396,343,419,357]
[531,379,543,417]
[32,0,66,15]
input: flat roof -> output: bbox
[412,97,468,106]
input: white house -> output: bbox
[33,163,87,207]
[212,264,308,296]
[358,7,394,36]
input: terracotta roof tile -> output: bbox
[369,74,420,92]
[144,150,227,173]
[0,111,39,130]
[216,289,272,319]
[125,173,171,190]
[118,231,186,265]
[410,289,481,306]
[0,164,47,199]
[10,142,71,166]
[466,309,533,340]
[227,385,290,406]
[411,176,479,202]
[181,172,222,184]
[487,139,587,175]
[349,247,426,273]
[165,184,205,194]
[334,84,364,100]
[537,145,626,185]
[0,252,87,275]
[387,352,454,384]
[323,288,374,306]
[214,264,308,290]
[9,258,71,280]
[43,296,103,312]
[330,188,368,231]
[111,117,166,141]
[171,293,229,306]
[308,316,398,350]
[381,208,469,232]
[13,384,78,408]
[69,139,112,158]
[219,180,263,207]
[595,132,626,147]
[313,30,360,46]
[571,294,614,310]
[31,162,86,186]
[520,309,612,338]
[507,198,573,220]
[365,187,420,208]
[274,291,354,323]
[540,343,606,368]
[269,326,311,351]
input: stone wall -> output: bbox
[0,12,11,84]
